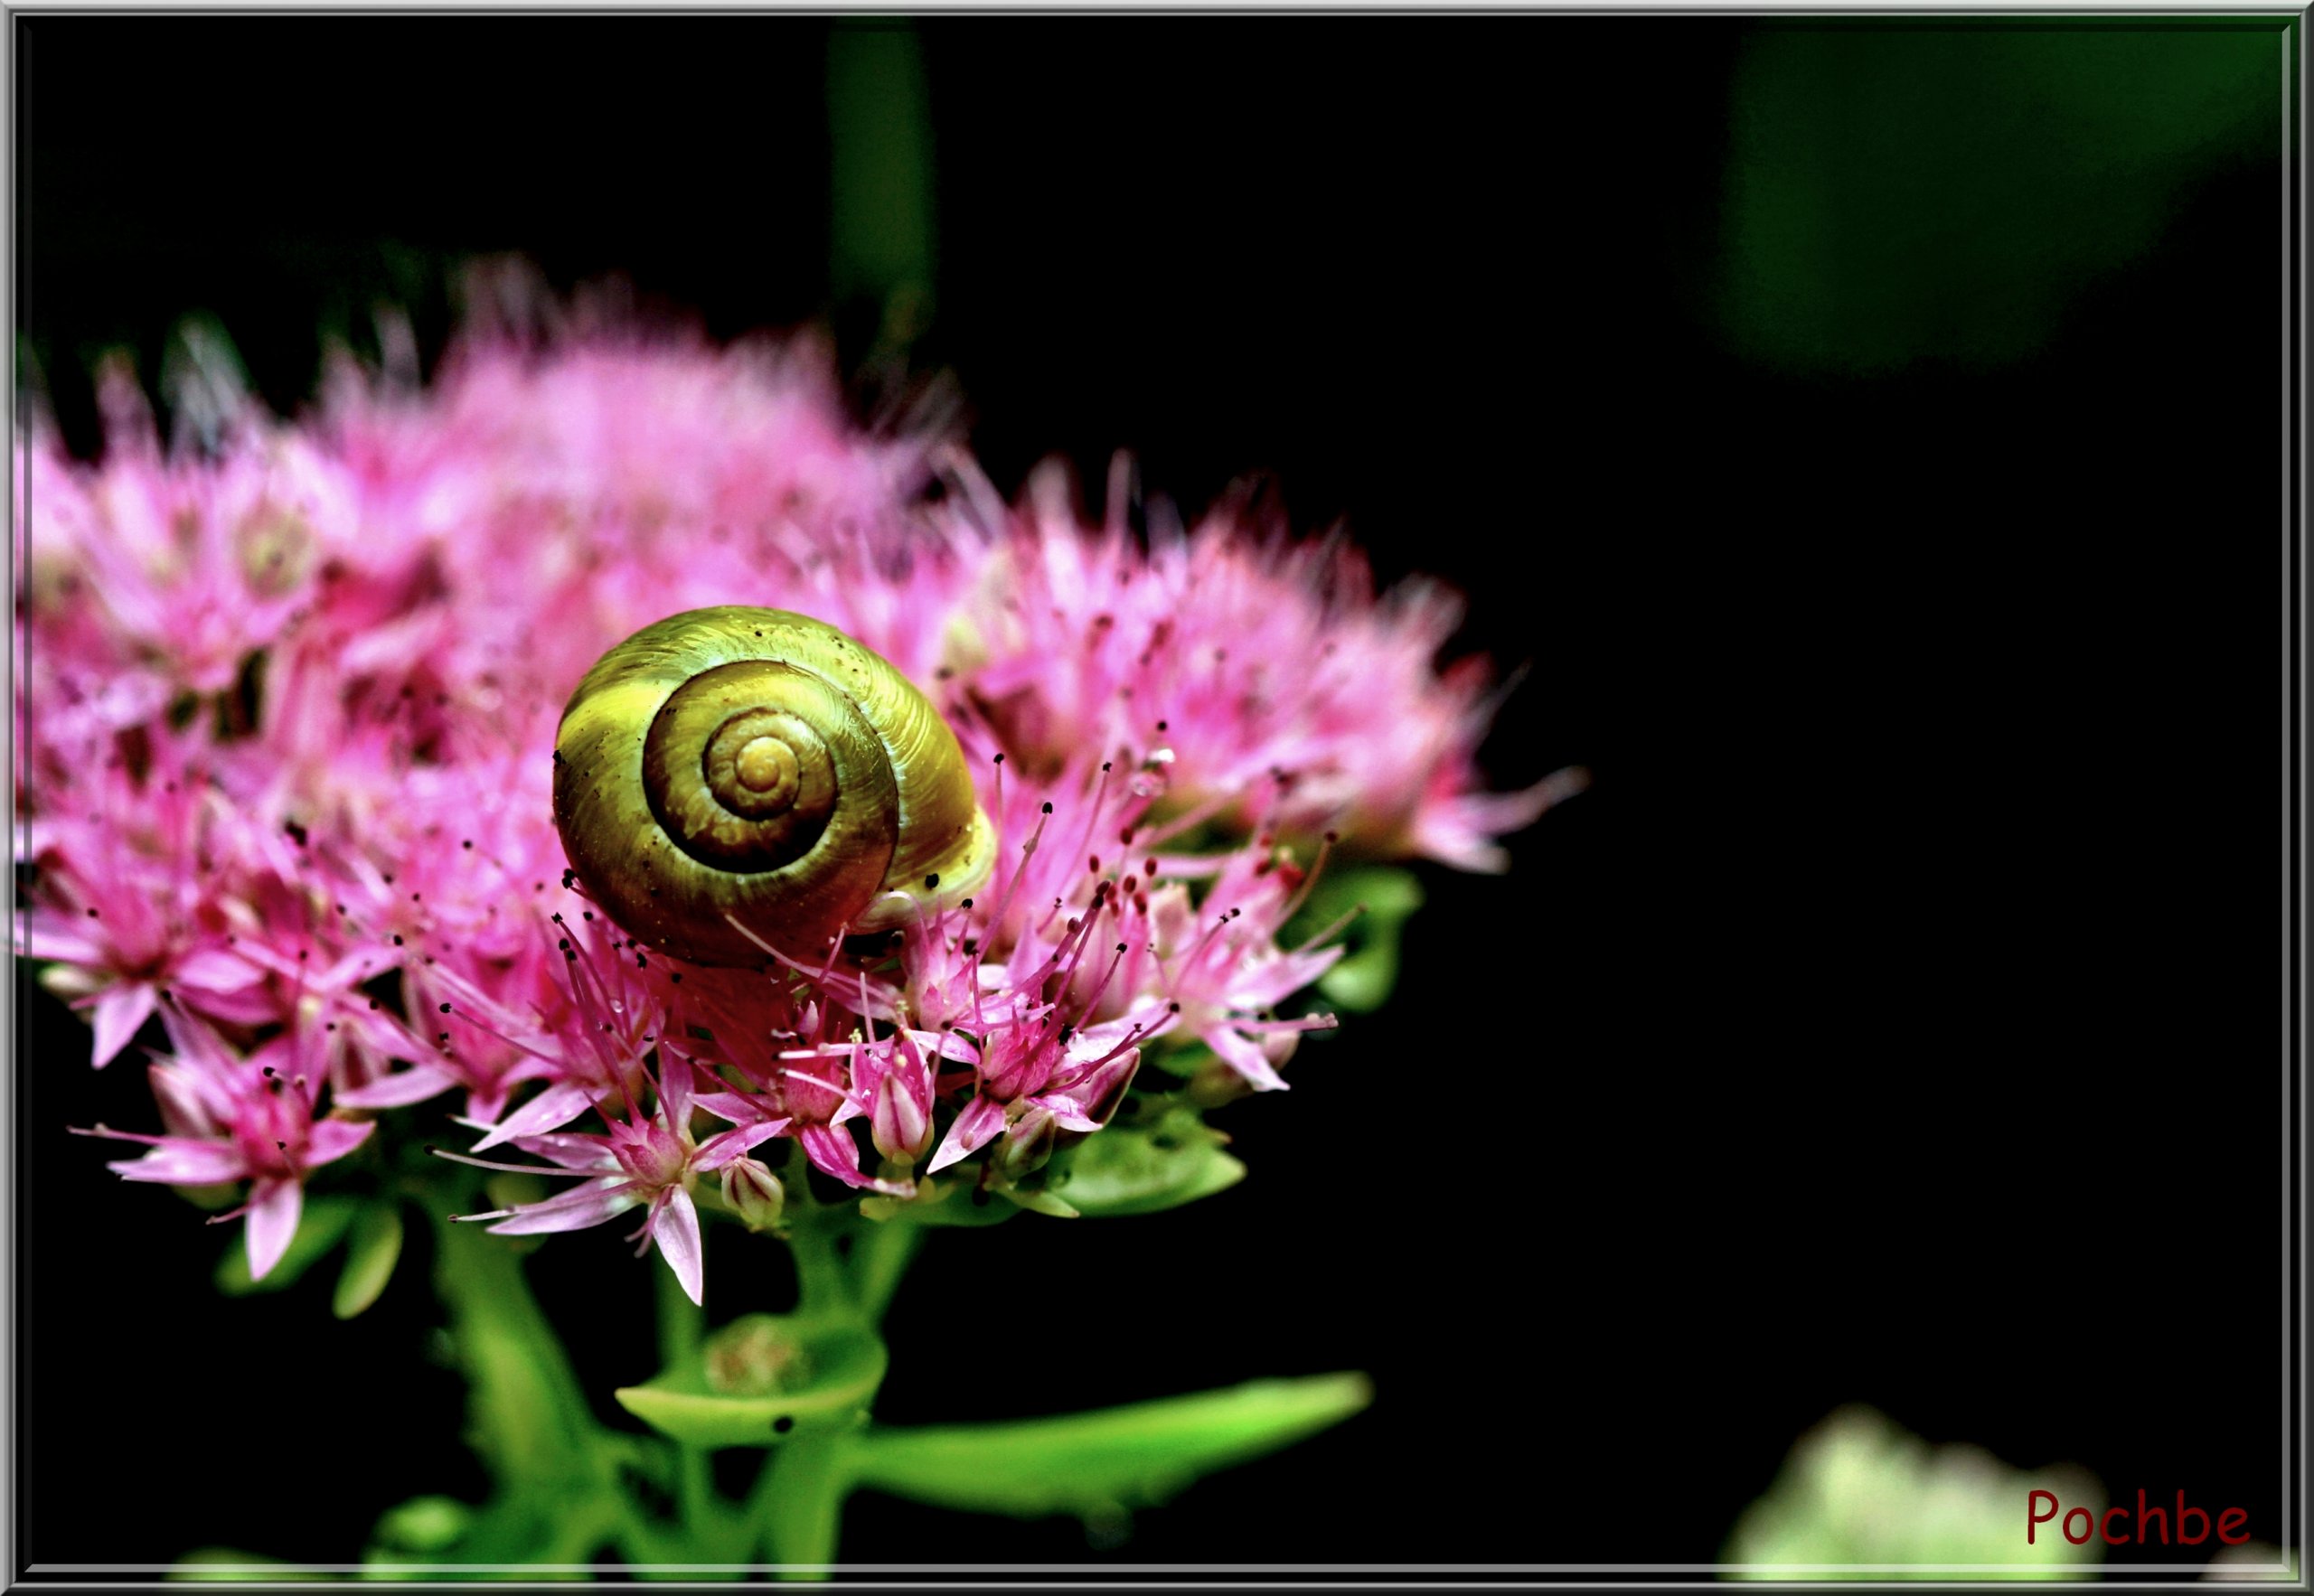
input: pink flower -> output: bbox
[19,353,345,704]
[927,1011,1146,1177]
[441,1052,788,1305]
[20,743,274,1066]
[930,457,1578,871]
[71,1003,373,1280]
[1124,849,1345,1093]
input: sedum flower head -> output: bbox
[20,268,1573,1300]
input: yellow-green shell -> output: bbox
[552,606,996,967]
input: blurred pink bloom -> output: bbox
[937,457,1577,870]
[20,742,274,1066]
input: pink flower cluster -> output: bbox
[17,276,1570,1301]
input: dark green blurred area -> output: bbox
[1718,23,2284,372]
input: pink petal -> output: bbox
[245,1178,303,1281]
[693,1117,793,1170]
[172,946,262,994]
[1226,945,1343,1011]
[148,1065,220,1139]
[484,1175,642,1236]
[692,1088,781,1126]
[108,1140,247,1185]
[334,1061,459,1109]
[1040,1045,1139,1133]
[156,1004,243,1080]
[304,1118,376,1167]
[927,1094,1009,1174]
[505,1131,622,1172]
[656,1051,694,1127]
[20,923,105,965]
[654,1188,704,1306]
[1206,1026,1290,1092]
[317,944,399,991]
[470,1082,591,1150]
[88,983,157,1069]
[798,1122,872,1188]
[795,1123,911,1195]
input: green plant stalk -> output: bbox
[848,1213,922,1326]
[426,1209,712,1576]
[656,1262,713,1540]
[753,1182,885,1574]
[754,1430,853,1578]
[416,1173,1365,1576]
[430,1213,600,1499]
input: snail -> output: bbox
[552,606,996,967]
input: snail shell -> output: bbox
[552,606,996,967]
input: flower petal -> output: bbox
[654,1188,704,1306]
[656,1050,694,1129]
[108,1139,247,1186]
[89,983,157,1070]
[484,1175,642,1236]
[334,1062,459,1110]
[245,1178,303,1281]
[1206,1026,1290,1092]
[693,1117,792,1170]
[470,1082,592,1150]
[305,1117,377,1167]
[927,1094,1009,1174]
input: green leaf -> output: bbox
[213,1194,357,1295]
[367,1495,473,1556]
[1305,866,1423,1013]
[615,1315,889,1450]
[1043,1100,1245,1218]
[333,1202,406,1319]
[998,1186,1079,1218]
[851,1372,1373,1520]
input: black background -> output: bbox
[15,15,2294,1575]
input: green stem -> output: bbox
[785,1195,855,1321]
[754,1431,851,1579]
[429,1213,599,1495]
[656,1253,704,1364]
[655,1262,713,1536]
[850,1218,923,1326]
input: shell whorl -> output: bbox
[552,606,996,967]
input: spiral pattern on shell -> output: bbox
[552,606,996,967]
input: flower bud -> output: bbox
[720,1156,785,1232]
[1188,1056,1258,1110]
[992,1104,1060,1185]
[871,1066,933,1165]
[1075,1047,1141,1130]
